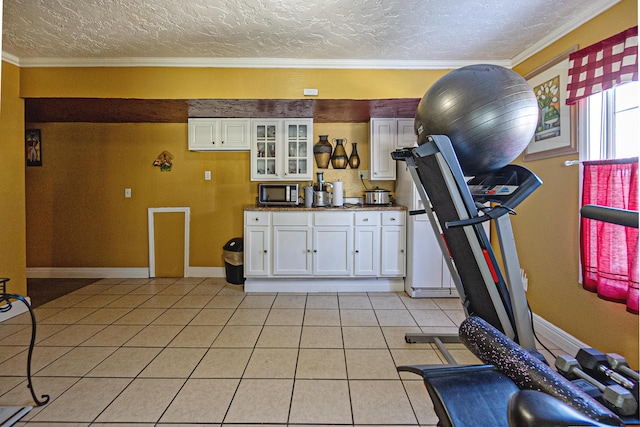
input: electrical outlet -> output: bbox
[359,170,370,180]
[521,268,528,292]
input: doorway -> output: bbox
[147,207,190,277]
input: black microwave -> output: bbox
[258,183,299,206]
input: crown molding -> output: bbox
[5,55,512,70]
[2,52,20,66]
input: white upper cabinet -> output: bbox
[370,118,397,180]
[188,118,251,151]
[251,119,313,181]
[370,118,417,180]
[396,119,417,148]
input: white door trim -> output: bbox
[148,207,190,278]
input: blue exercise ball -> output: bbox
[415,64,538,176]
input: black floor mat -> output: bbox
[27,278,100,308]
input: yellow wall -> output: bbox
[24,121,395,269]
[19,0,638,366]
[512,0,638,367]
[0,62,27,295]
[20,68,448,100]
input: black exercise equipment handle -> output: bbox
[0,292,50,406]
[581,205,639,228]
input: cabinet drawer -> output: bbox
[245,211,271,226]
[382,211,405,226]
[314,212,353,226]
[354,212,380,226]
[273,212,310,226]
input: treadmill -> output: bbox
[392,134,542,353]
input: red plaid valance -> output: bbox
[566,26,638,105]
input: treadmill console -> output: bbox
[467,165,542,209]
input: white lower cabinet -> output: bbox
[244,209,406,292]
[272,212,312,276]
[380,211,406,276]
[353,212,380,276]
[244,211,271,276]
[313,212,353,276]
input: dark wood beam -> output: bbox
[25,98,419,123]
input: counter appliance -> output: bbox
[258,183,299,206]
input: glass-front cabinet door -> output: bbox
[284,120,310,179]
[252,121,280,180]
[251,119,313,181]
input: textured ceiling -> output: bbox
[2,0,621,68]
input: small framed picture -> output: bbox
[26,129,42,166]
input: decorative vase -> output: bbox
[348,142,360,169]
[331,138,348,169]
[313,135,332,169]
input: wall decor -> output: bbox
[153,151,174,172]
[26,129,42,166]
[523,46,579,162]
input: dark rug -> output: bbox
[27,278,100,308]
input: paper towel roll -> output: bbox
[332,181,344,206]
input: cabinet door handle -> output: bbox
[390,217,396,221]
[313,249,317,253]
[254,218,260,221]
[355,250,360,253]
[212,140,216,145]
[362,218,369,222]
[263,250,268,253]
[221,140,225,144]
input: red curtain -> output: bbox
[566,26,638,105]
[581,158,639,313]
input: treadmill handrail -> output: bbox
[445,205,516,228]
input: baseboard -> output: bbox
[26,266,226,279]
[407,287,460,298]
[245,277,405,293]
[0,297,31,323]
[532,312,589,356]
[26,267,149,278]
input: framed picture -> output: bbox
[26,129,42,166]
[523,46,578,162]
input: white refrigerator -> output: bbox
[397,159,485,298]
[396,161,491,298]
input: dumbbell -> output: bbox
[555,354,638,416]
[577,348,639,401]
[607,353,640,382]
[577,348,637,388]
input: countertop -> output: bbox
[244,203,407,211]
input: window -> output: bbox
[583,81,639,161]
[578,82,638,314]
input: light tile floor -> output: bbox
[0,277,564,426]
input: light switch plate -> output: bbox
[204,170,211,180]
[124,188,132,198]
